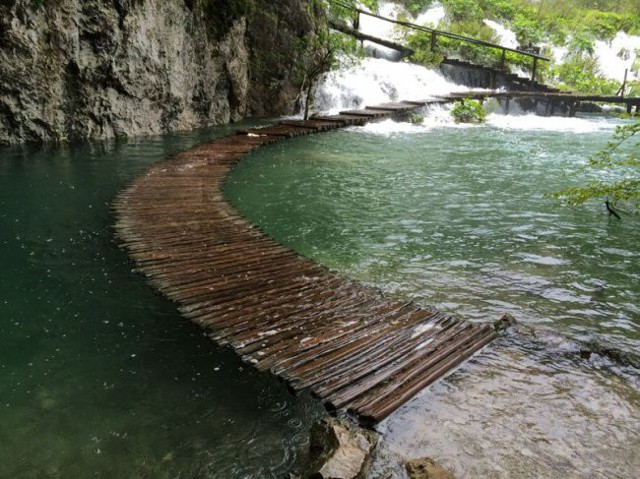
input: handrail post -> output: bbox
[430,32,437,52]
[500,49,506,70]
[531,57,538,83]
[620,68,628,98]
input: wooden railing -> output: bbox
[332,2,551,82]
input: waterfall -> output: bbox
[414,3,446,27]
[311,58,469,114]
[483,19,518,49]
[593,32,640,83]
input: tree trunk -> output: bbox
[304,80,313,120]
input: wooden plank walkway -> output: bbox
[440,90,640,114]
[113,101,497,426]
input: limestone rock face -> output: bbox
[308,417,379,479]
[0,0,315,145]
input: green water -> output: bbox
[2,115,638,479]
[225,119,639,350]
[0,127,322,479]
[224,116,640,478]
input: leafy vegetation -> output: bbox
[397,0,436,16]
[550,122,640,213]
[299,30,361,119]
[451,98,487,123]
[389,0,640,93]
[298,1,373,119]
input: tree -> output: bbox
[300,32,355,120]
[298,0,375,119]
[550,121,640,214]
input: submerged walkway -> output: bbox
[113,100,496,426]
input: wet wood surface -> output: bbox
[113,102,497,426]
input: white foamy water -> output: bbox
[486,113,617,132]
[359,1,402,41]
[356,106,465,134]
[483,19,518,49]
[353,109,617,136]
[415,2,446,27]
[593,31,640,82]
[312,58,469,114]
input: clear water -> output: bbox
[0,126,323,479]
[2,112,638,479]
[225,114,640,478]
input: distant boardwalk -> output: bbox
[113,102,496,426]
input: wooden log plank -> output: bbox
[356,327,497,424]
[114,98,499,427]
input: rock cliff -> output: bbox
[0,0,317,145]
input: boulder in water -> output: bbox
[307,417,379,479]
[406,457,455,479]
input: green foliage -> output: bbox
[551,57,620,95]
[410,47,445,67]
[324,0,378,19]
[406,31,445,66]
[626,80,640,97]
[511,12,544,45]
[328,0,638,95]
[451,99,487,123]
[518,0,640,38]
[550,122,640,212]
[31,0,44,9]
[442,0,483,22]
[399,0,436,17]
[547,29,623,95]
[567,31,596,56]
[442,21,503,65]
[299,17,365,119]
[582,10,633,39]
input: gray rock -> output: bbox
[307,417,379,479]
[0,0,316,145]
[494,313,517,332]
[406,457,455,479]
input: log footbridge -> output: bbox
[113,99,498,426]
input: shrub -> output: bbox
[451,99,487,123]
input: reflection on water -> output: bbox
[0,126,323,479]
[225,116,640,478]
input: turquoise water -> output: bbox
[225,115,640,478]
[225,117,639,350]
[2,114,638,479]
[0,127,322,479]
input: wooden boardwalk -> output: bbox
[441,90,640,115]
[113,101,496,426]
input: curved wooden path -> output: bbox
[113,101,496,426]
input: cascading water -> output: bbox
[311,58,469,114]
[593,32,640,82]
[277,12,640,476]
[483,19,518,49]
[414,2,446,27]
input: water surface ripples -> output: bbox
[225,116,639,478]
[0,126,323,479]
